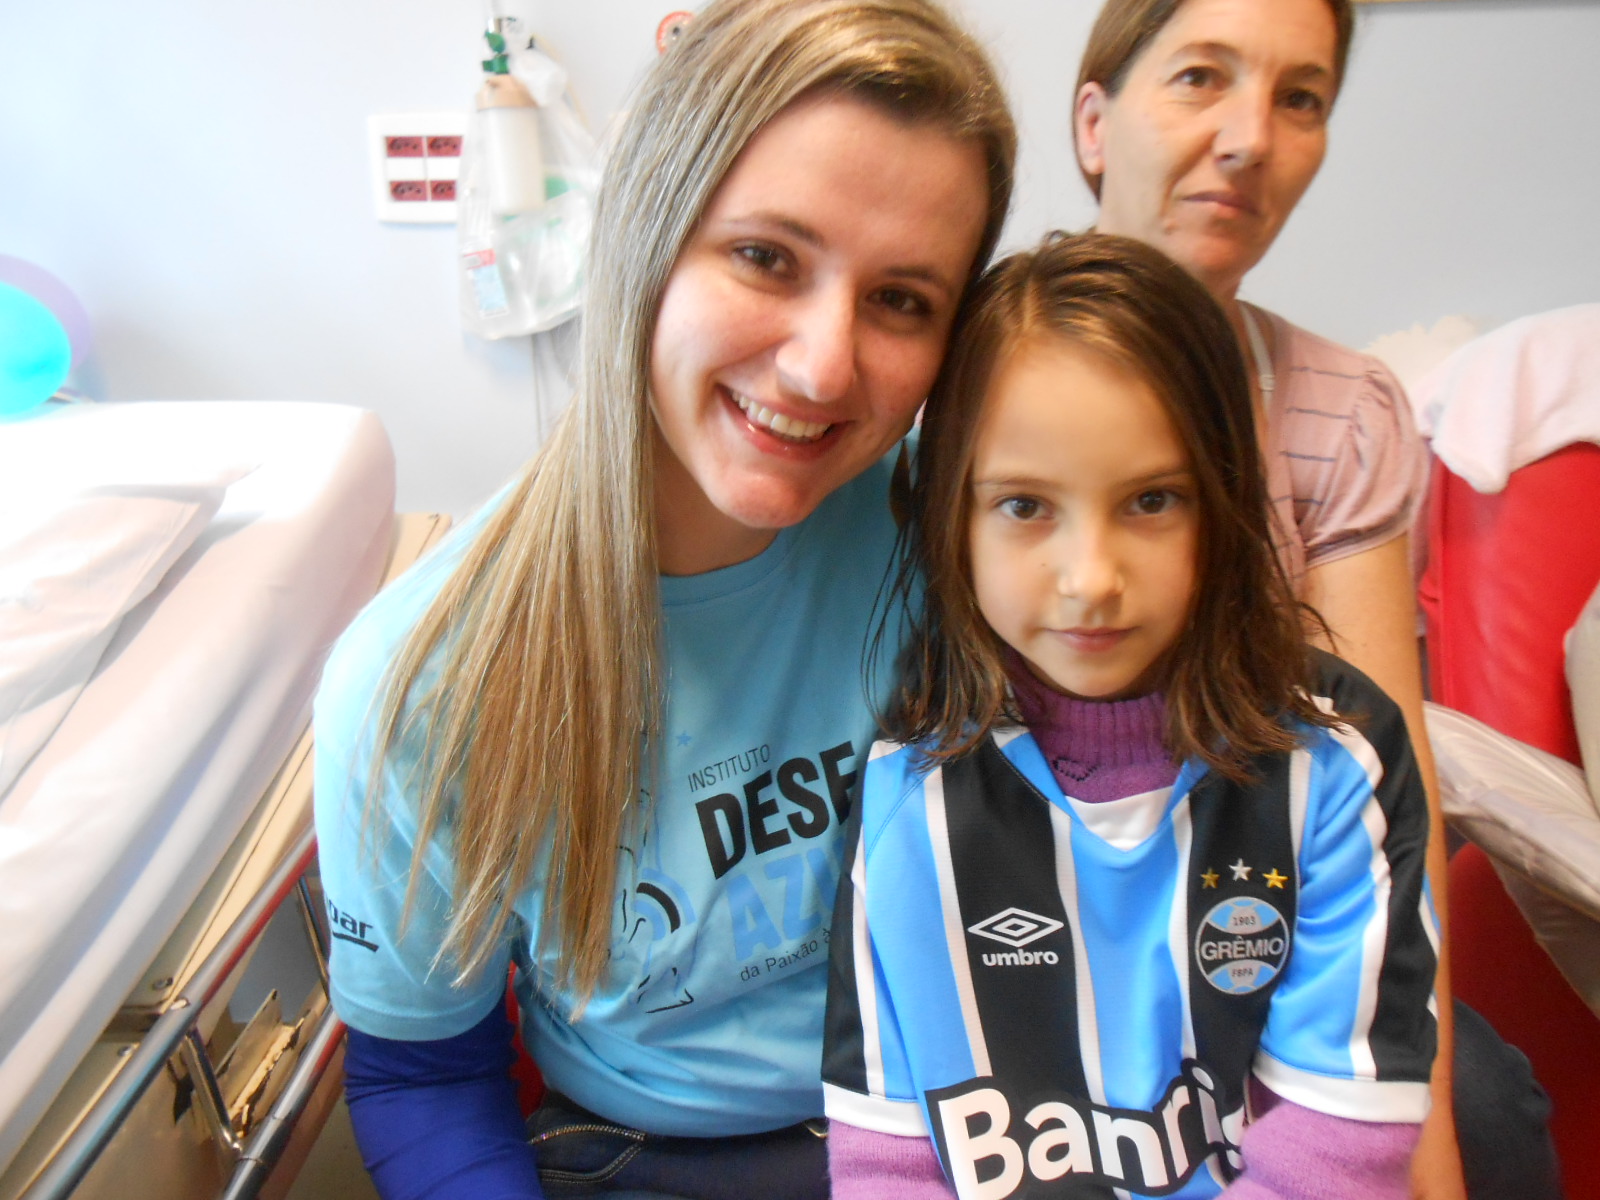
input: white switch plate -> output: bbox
[368,113,470,223]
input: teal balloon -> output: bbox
[0,283,71,417]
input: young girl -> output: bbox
[822,233,1437,1199]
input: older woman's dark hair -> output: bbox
[888,231,1337,779]
[1073,0,1355,198]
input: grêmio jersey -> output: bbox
[823,652,1437,1199]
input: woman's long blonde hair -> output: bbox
[368,0,1016,1004]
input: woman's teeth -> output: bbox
[735,393,830,443]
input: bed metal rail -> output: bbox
[8,515,453,1200]
[17,827,341,1200]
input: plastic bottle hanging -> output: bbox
[477,26,545,217]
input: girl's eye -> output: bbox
[1000,496,1043,521]
[1131,488,1180,516]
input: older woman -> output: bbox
[1072,2,1558,1198]
[312,2,1014,1198]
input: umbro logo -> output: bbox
[967,907,1063,949]
[969,908,1064,965]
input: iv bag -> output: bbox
[458,45,599,338]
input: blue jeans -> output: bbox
[528,1002,1555,1199]
[528,1092,828,1200]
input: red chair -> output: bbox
[1421,445,1600,1198]
[1423,444,1600,763]
[506,971,547,1115]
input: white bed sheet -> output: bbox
[0,401,395,1172]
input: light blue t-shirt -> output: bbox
[314,454,905,1136]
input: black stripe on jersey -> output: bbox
[941,739,1093,1103]
[1183,753,1298,1122]
[1310,652,1437,1084]
[823,800,869,1095]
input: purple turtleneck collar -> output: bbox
[1006,654,1179,804]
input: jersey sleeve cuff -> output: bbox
[824,1082,929,1137]
[1254,1052,1431,1123]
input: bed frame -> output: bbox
[1,512,451,1200]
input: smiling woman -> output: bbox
[310,2,1015,1198]
[649,95,987,574]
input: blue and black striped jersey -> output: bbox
[823,651,1436,1199]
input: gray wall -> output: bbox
[3,0,1596,515]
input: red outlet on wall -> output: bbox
[369,114,468,223]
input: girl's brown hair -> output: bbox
[888,231,1337,779]
[1073,0,1356,199]
[366,0,1015,1005]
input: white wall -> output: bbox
[1243,0,1600,347]
[3,1,1596,515]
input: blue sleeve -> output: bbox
[344,998,544,1200]
[1255,672,1436,1122]
[823,744,962,1138]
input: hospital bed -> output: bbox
[0,400,450,1200]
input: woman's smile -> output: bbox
[730,389,833,445]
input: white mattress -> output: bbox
[0,401,395,1172]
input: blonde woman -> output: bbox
[312,2,1015,1197]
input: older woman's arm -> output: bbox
[1300,534,1463,1200]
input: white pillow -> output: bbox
[1426,702,1600,1016]
[1362,313,1480,396]
[0,410,255,797]
[1568,579,1600,818]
